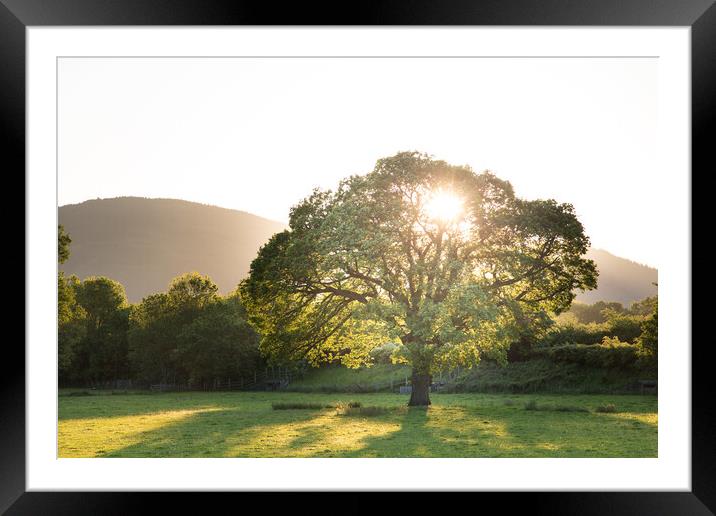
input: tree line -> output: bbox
[58,223,657,389]
[58,226,262,388]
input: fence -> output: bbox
[147,367,299,392]
[67,366,466,393]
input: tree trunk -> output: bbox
[408,370,432,406]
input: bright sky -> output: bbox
[58,57,658,268]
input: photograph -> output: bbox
[3,0,710,507]
[55,55,660,459]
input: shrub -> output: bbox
[543,323,606,347]
[568,301,626,324]
[335,400,362,409]
[532,339,639,370]
[272,402,328,410]
[544,313,644,348]
[65,390,92,397]
[551,405,589,413]
[598,337,640,369]
[595,403,618,413]
[603,312,644,343]
[524,400,588,412]
[336,405,404,417]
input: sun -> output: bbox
[424,189,464,222]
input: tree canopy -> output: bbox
[58,224,72,264]
[58,226,86,379]
[241,152,598,405]
[128,273,260,387]
[636,298,658,373]
[69,277,130,384]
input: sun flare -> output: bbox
[424,189,464,222]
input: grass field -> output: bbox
[58,391,657,458]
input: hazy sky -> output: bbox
[58,57,659,267]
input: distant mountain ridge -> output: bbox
[59,197,286,302]
[578,248,657,305]
[59,197,657,305]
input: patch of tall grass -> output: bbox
[271,402,331,410]
[524,400,589,412]
[595,403,618,413]
[336,404,405,417]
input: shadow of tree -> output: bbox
[332,405,523,458]
[331,404,656,458]
[101,406,327,457]
[60,393,657,458]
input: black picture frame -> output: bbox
[5,0,713,513]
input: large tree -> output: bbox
[176,293,261,388]
[57,226,86,382]
[128,272,221,385]
[73,277,130,384]
[58,273,86,379]
[636,298,658,373]
[241,152,597,405]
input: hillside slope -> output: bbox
[59,197,657,305]
[576,249,657,305]
[59,197,286,302]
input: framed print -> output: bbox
[5,0,714,512]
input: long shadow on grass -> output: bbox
[333,405,524,458]
[334,402,657,458]
[73,396,656,458]
[333,406,442,457]
[97,406,328,457]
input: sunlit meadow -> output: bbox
[59,391,657,458]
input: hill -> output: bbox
[59,197,286,302]
[576,249,657,305]
[59,197,657,305]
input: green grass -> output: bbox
[58,391,657,458]
[287,364,411,392]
